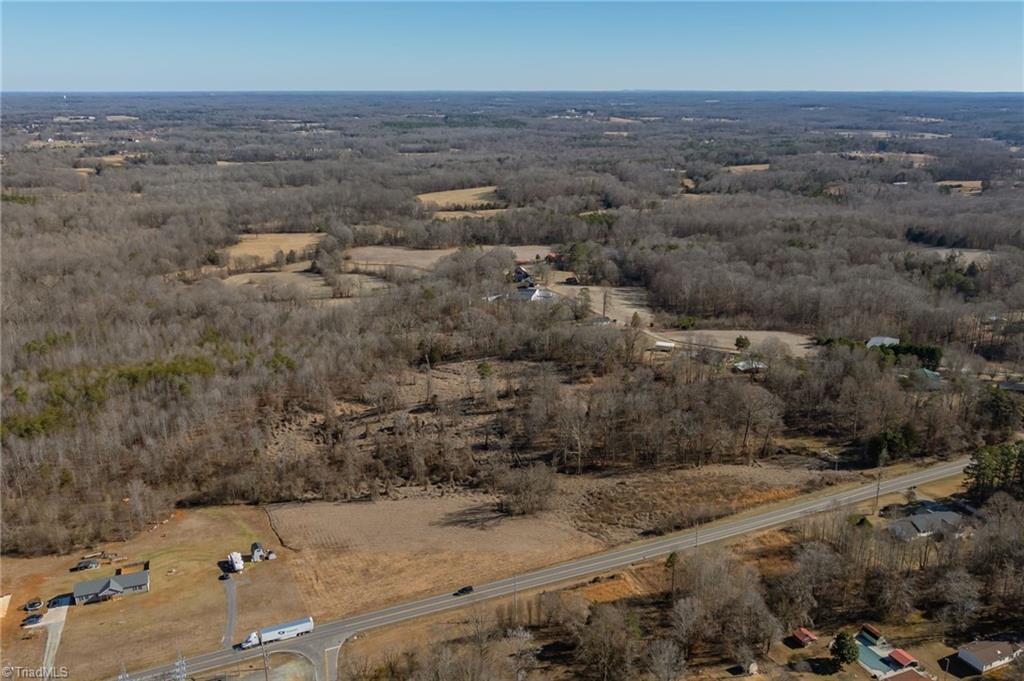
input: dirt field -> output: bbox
[344,244,552,272]
[0,506,304,681]
[657,329,818,357]
[223,261,333,299]
[221,233,326,267]
[725,163,770,174]
[936,180,983,196]
[269,494,607,621]
[105,115,139,122]
[416,186,501,209]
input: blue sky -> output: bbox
[3,2,1022,92]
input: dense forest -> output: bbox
[2,92,1023,554]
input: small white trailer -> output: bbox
[227,551,244,573]
[240,616,314,649]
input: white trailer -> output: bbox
[227,551,244,573]
[240,616,314,649]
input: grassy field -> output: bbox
[416,185,501,209]
[658,329,818,357]
[221,233,326,268]
[344,244,553,272]
[269,495,606,621]
[937,180,983,196]
[223,261,333,300]
[725,163,771,174]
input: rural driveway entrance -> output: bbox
[38,604,68,672]
[222,577,240,648]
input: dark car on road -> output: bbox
[21,614,43,627]
[453,586,474,597]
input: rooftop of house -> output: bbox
[959,640,1022,665]
[73,570,150,598]
[889,649,917,668]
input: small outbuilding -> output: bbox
[888,649,918,669]
[794,627,819,647]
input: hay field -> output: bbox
[269,495,606,620]
[416,185,501,209]
[344,244,553,271]
[0,507,304,681]
[658,329,817,357]
[724,163,770,174]
[221,233,325,267]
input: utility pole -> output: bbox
[873,445,888,516]
[260,637,271,681]
[513,573,518,624]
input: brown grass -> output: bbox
[344,244,552,271]
[221,233,326,268]
[725,163,770,174]
[223,261,333,300]
[936,180,983,196]
[416,186,500,209]
[657,329,817,357]
[0,507,305,681]
[269,495,606,622]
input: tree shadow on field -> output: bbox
[434,503,506,530]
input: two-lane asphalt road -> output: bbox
[126,458,968,681]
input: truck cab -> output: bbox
[239,631,260,649]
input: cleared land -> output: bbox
[658,329,817,357]
[841,151,937,167]
[344,244,553,272]
[416,185,501,209]
[0,507,305,681]
[223,261,333,300]
[269,495,607,621]
[936,179,983,196]
[417,185,508,220]
[922,247,994,266]
[221,233,326,268]
[105,115,139,122]
[725,163,770,174]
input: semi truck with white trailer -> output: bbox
[239,616,314,649]
[227,551,244,573]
